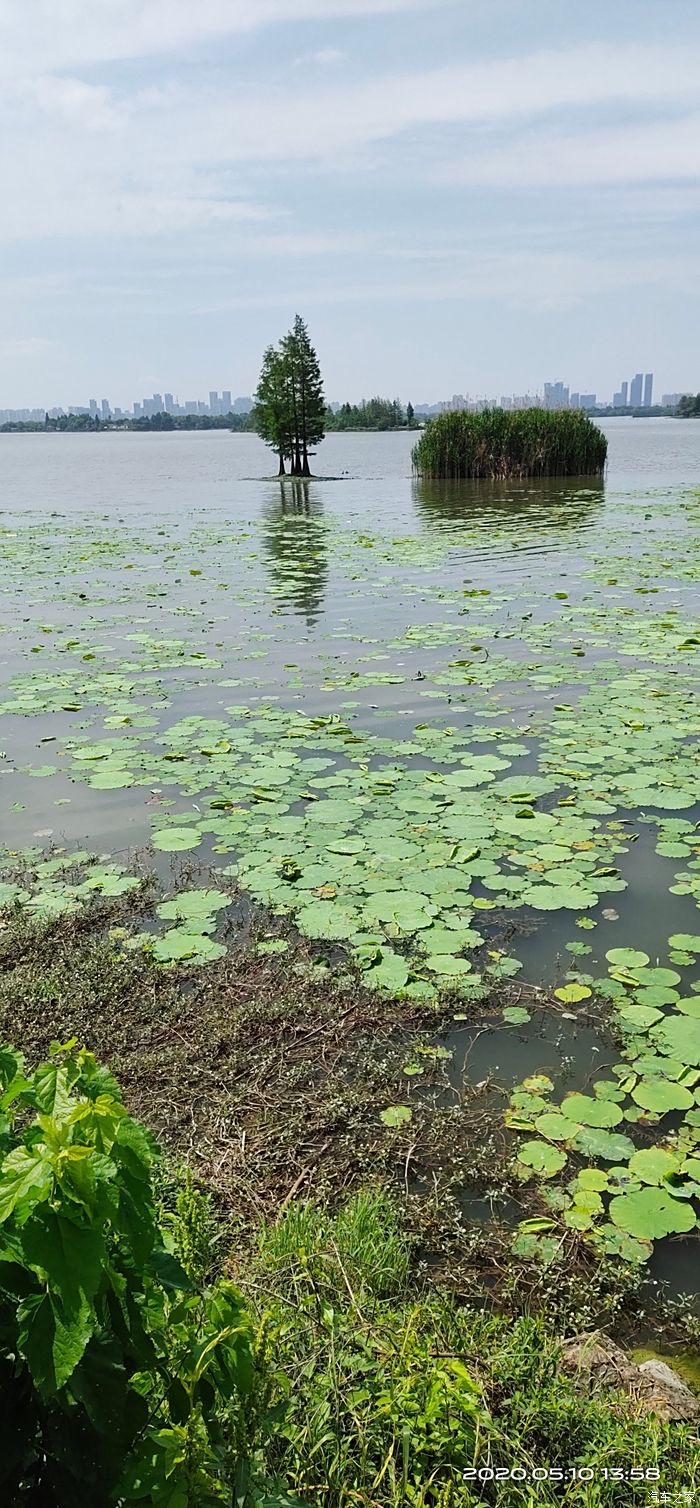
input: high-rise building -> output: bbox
[570,393,580,408]
[621,381,628,406]
[209,390,218,415]
[153,393,163,412]
[222,390,232,413]
[164,393,174,413]
[630,373,643,407]
[544,381,569,410]
[133,402,142,417]
[643,373,653,407]
[101,399,110,419]
[580,394,596,410]
[89,399,98,416]
[185,401,197,415]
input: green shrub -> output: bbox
[0,1041,257,1507]
[412,409,608,480]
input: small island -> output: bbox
[412,408,608,480]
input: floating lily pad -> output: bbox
[609,1188,696,1240]
[380,1105,412,1128]
[517,1141,567,1178]
[560,1093,623,1128]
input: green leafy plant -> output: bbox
[0,1041,257,1506]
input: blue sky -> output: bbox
[1,0,698,407]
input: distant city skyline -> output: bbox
[3,369,693,428]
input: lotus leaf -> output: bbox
[560,1093,622,1128]
[516,1141,567,1178]
[606,948,650,969]
[651,1016,700,1066]
[628,1147,683,1185]
[632,1080,694,1114]
[380,1105,412,1128]
[554,983,592,1004]
[535,1113,580,1141]
[152,827,203,852]
[609,1188,696,1240]
[573,1127,635,1162]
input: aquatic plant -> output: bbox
[412,407,608,480]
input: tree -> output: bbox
[254,317,325,477]
[406,401,415,427]
[283,315,326,476]
[253,345,293,474]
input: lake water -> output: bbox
[1,417,700,1291]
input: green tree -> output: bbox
[254,345,293,475]
[254,319,325,477]
[406,401,415,427]
[282,315,326,476]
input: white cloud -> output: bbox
[440,116,700,190]
[16,75,121,132]
[0,336,52,357]
[116,42,700,167]
[0,0,428,71]
[195,249,699,316]
[292,48,346,67]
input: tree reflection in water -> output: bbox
[260,479,329,626]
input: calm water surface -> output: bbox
[2,418,700,1295]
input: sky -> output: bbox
[0,0,698,408]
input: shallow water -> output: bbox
[1,417,700,1294]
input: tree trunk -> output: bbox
[302,445,311,477]
[277,452,286,476]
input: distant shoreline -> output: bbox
[0,411,688,437]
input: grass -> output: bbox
[242,1192,699,1507]
[412,409,608,481]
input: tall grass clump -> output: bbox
[412,407,608,480]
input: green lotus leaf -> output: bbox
[633,967,681,989]
[573,1127,636,1162]
[650,1015,700,1066]
[668,934,700,953]
[152,827,203,852]
[596,1225,653,1263]
[380,1105,412,1128]
[631,1080,694,1114]
[609,1188,696,1240]
[525,884,597,911]
[157,889,230,921]
[560,1093,623,1128]
[502,1005,531,1025]
[522,1075,554,1095]
[576,1168,609,1192]
[618,1003,664,1031]
[554,983,592,1004]
[296,901,358,941]
[628,1147,684,1185]
[535,1112,580,1141]
[424,954,473,976]
[364,951,410,992]
[516,1141,567,1178]
[606,948,650,969]
[152,929,227,964]
[675,997,700,1018]
[633,988,679,1009]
